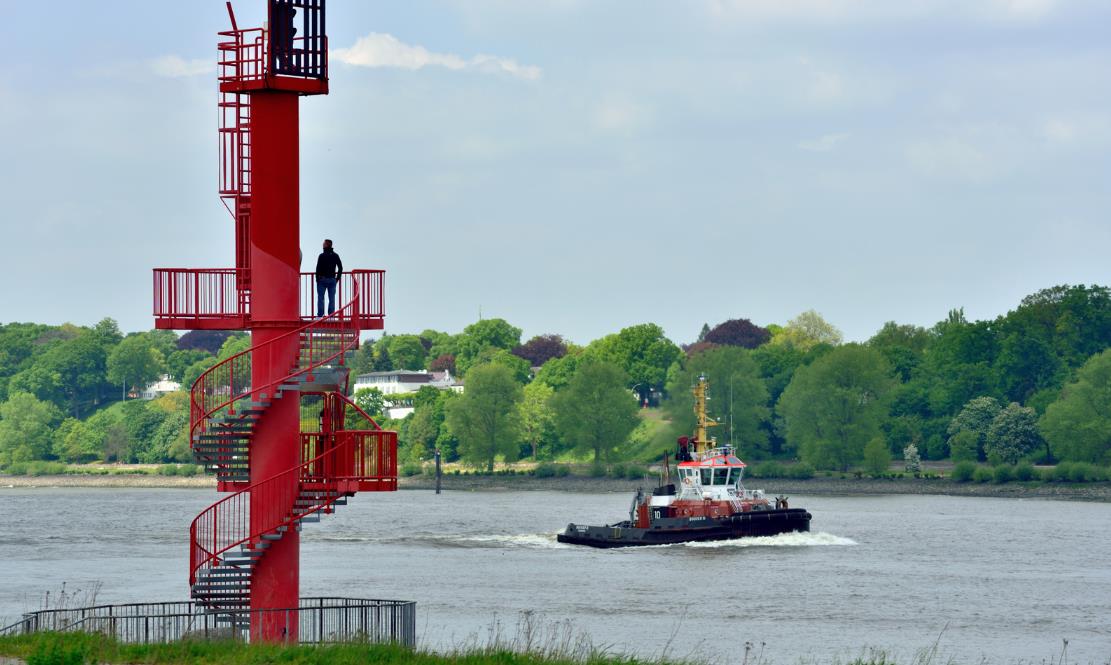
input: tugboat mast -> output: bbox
[693,374,719,455]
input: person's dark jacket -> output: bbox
[315,248,342,280]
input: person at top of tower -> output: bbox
[315,239,343,317]
[272,2,298,73]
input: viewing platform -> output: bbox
[152,268,384,330]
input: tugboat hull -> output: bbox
[557,508,811,548]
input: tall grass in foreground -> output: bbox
[0,632,658,665]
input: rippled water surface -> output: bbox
[2,487,1110,664]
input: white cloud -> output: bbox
[332,33,540,81]
[798,132,849,152]
[148,55,213,78]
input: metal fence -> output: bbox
[0,597,415,647]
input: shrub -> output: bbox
[1070,462,1098,483]
[608,463,627,479]
[992,465,1013,484]
[787,462,815,480]
[400,463,422,477]
[158,464,179,476]
[534,463,558,479]
[950,461,976,482]
[554,464,570,477]
[1014,463,1035,481]
[3,461,30,476]
[27,461,67,476]
[178,464,200,477]
[1051,462,1074,482]
[750,461,786,479]
[589,463,607,478]
[625,465,647,480]
[972,467,993,483]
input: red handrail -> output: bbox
[188,276,360,451]
[189,433,393,586]
[153,268,244,319]
[153,269,383,324]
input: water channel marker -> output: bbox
[148,0,403,642]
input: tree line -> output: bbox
[3,283,1111,472]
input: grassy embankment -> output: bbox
[0,632,660,665]
[0,631,940,665]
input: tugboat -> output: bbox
[557,375,811,548]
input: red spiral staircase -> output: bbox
[174,277,396,624]
[152,3,396,634]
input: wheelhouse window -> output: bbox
[700,468,712,485]
[729,468,744,485]
[712,468,729,485]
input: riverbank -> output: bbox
[4,471,1109,501]
[399,473,1111,501]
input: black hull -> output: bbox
[556,508,811,549]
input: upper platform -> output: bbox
[153,268,383,331]
[220,0,328,96]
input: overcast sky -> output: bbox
[2,1,1110,346]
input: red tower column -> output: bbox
[247,91,302,639]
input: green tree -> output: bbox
[386,335,428,371]
[0,392,63,465]
[994,333,1061,404]
[0,322,54,402]
[519,381,556,460]
[921,311,1000,416]
[106,335,167,399]
[948,429,979,462]
[868,322,931,382]
[352,387,386,420]
[586,323,680,400]
[946,396,1002,462]
[985,402,1041,465]
[777,344,895,470]
[664,346,770,458]
[772,310,843,350]
[552,360,639,464]
[406,407,440,464]
[863,436,891,476]
[1040,349,1111,464]
[182,356,219,391]
[454,319,523,376]
[9,329,113,417]
[166,349,210,383]
[533,352,583,391]
[52,418,100,463]
[447,363,523,471]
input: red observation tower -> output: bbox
[152,0,397,640]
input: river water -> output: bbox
[1,487,1109,664]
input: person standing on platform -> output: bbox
[315,239,343,317]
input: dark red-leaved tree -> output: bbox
[684,341,720,357]
[512,334,568,367]
[703,319,771,349]
[429,353,456,374]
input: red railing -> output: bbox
[219,27,267,84]
[188,278,360,450]
[300,270,384,327]
[219,28,328,85]
[189,433,394,587]
[153,269,383,328]
[153,269,245,322]
[300,430,397,489]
